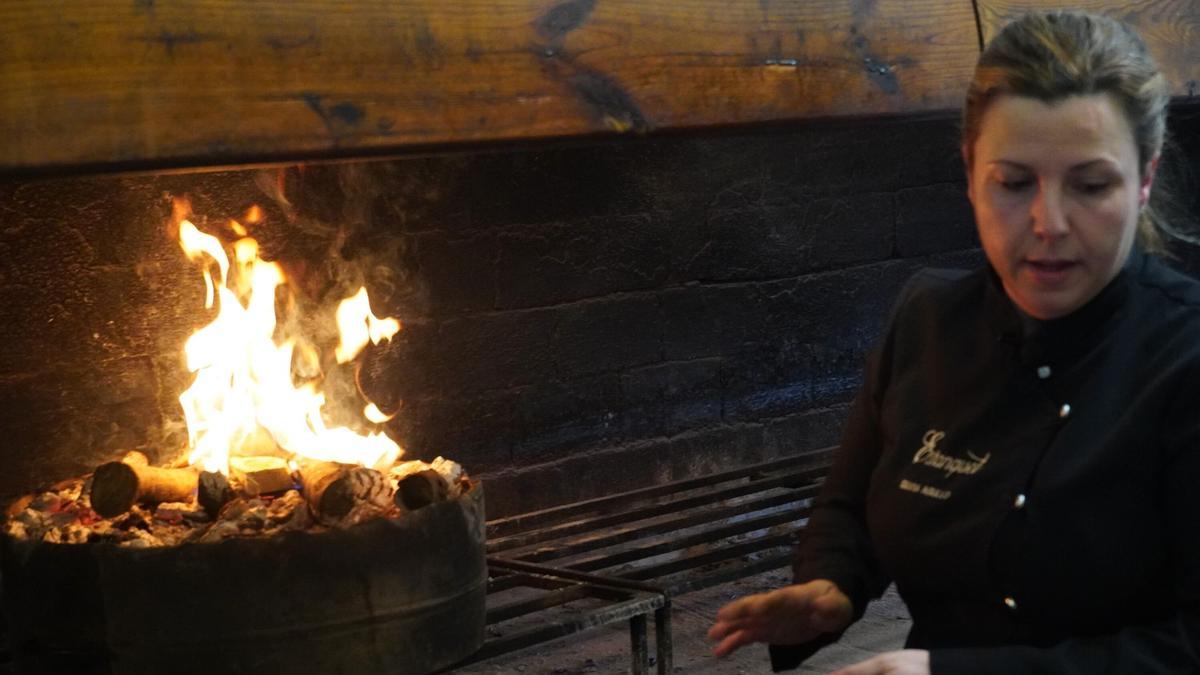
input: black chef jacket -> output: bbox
[770,248,1200,673]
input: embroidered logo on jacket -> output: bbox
[911,429,991,477]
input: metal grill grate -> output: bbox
[449,447,833,672]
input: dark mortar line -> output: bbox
[482,420,771,479]
[897,178,969,192]
[482,405,851,482]
[889,193,902,259]
[409,361,843,425]
[406,355,729,399]
[706,188,905,216]
[655,291,667,363]
[422,247,982,323]
[696,247,983,287]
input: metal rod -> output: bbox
[619,532,797,581]
[563,505,810,572]
[488,557,667,596]
[531,491,817,569]
[465,450,837,672]
[485,582,595,623]
[664,550,796,596]
[655,602,673,675]
[486,448,833,538]
[631,614,649,675]
[489,468,826,553]
[446,594,666,671]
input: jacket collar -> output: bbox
[987,247,1144,367]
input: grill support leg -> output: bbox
[630,614,649,674]
[655,602,672,675]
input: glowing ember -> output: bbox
[173,200,402,475]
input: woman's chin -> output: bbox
[1012,289,1086,320]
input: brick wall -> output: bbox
[2,108,1196,516]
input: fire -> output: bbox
[335,286,401,364]
[173,200,402,475]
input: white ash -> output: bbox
[390,457,466,497]
[5,459,470,547]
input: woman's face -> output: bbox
[966,93,1154,320]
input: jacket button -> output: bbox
[1059,403,1071,418]
[1003,596,1018,611]
[1013,493,1027,509]
[1037,365,1052,379]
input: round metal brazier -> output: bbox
[2,482,486,675]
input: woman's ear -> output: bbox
[1140,154,1160,207]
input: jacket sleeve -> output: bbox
[931,367,1200,674]
[768,275,922,671]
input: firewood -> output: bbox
[89,454,199,518]
[198,471,235,519]
[395,469,449,511]
[296,461,391,525]
[120,450,150,467]
[5,494,34,518]
[229,456,294,496]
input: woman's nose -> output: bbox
[1031,185,1069,238]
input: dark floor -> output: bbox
[454,570,912,675]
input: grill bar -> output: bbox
[486,448,833,539]
[501,486,815,562]
[466,449,835,671]
[563,499,814,573]
[443,558,671,675]
[487,459,829,553]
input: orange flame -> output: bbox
[173,199,402,475]
[335,287,401,364]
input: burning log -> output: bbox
[229,456,294,496]
[6,493,34,518]
[395,469,450,511]
[198,471,235,519]
[295,461,391,525]
[89,451,199,518]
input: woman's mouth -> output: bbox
[1025,259,1078,286]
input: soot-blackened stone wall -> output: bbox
[12,106,1196,517]
[0,115,981,516]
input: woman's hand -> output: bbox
[707,579,853,657]
[832,650,930,675]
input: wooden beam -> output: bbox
[976,1,1200,101]
[0,0,979,175]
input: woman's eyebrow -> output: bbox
[987,158,1118,171]
[1068,158,1118,171]
[988,160,1032,171]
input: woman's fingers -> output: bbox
[711,628,753,658]
[709,582,848,657]
[831,650,930,675]
[832,656,883,675]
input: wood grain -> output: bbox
[0,0,979,174]
[976,1,1200,100]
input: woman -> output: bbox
[708,10,1200,674]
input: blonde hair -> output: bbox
[962,10,1172,252]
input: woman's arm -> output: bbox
[765,274,924,670]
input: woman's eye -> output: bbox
[1075,182,1112,195]
[999,179,1032,191]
